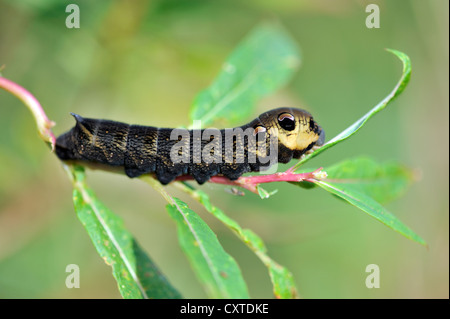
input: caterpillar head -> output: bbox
[256,107,325,160]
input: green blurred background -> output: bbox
[0,0,448,298]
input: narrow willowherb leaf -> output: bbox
[295,156,416,204]
[190,23,301,127]
[166,197,249,298]
[293,49,412,170]
[142,176,249,298]
[0,76,56,150]
[311,179,426,246]
[179,186,298,299]
[69,165,182,299]
[322,157,415,204]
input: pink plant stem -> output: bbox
[174,168,323,194]
[238,171,311,184]
[0,76,56,150]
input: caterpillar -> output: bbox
[55,107,325,185]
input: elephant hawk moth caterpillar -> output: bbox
[55,107,325,185]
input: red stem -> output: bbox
[0,76,56,150]
[175,167,324,194]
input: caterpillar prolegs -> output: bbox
[55,107,325,185]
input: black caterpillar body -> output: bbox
[55,107,325,185]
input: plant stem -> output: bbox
[173,167,325,195]
[0,76,56,150]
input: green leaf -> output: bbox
[322,157,416,204]
[190,23,301,127]
[166,197,249,298]
[69,165,182,299]
[293,49,412,169]
[182,187,298,299]
[312,179,426,246]
[256,185,279,199]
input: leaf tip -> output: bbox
[384,48,411,74]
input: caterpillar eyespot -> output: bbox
[55,107,325,185]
